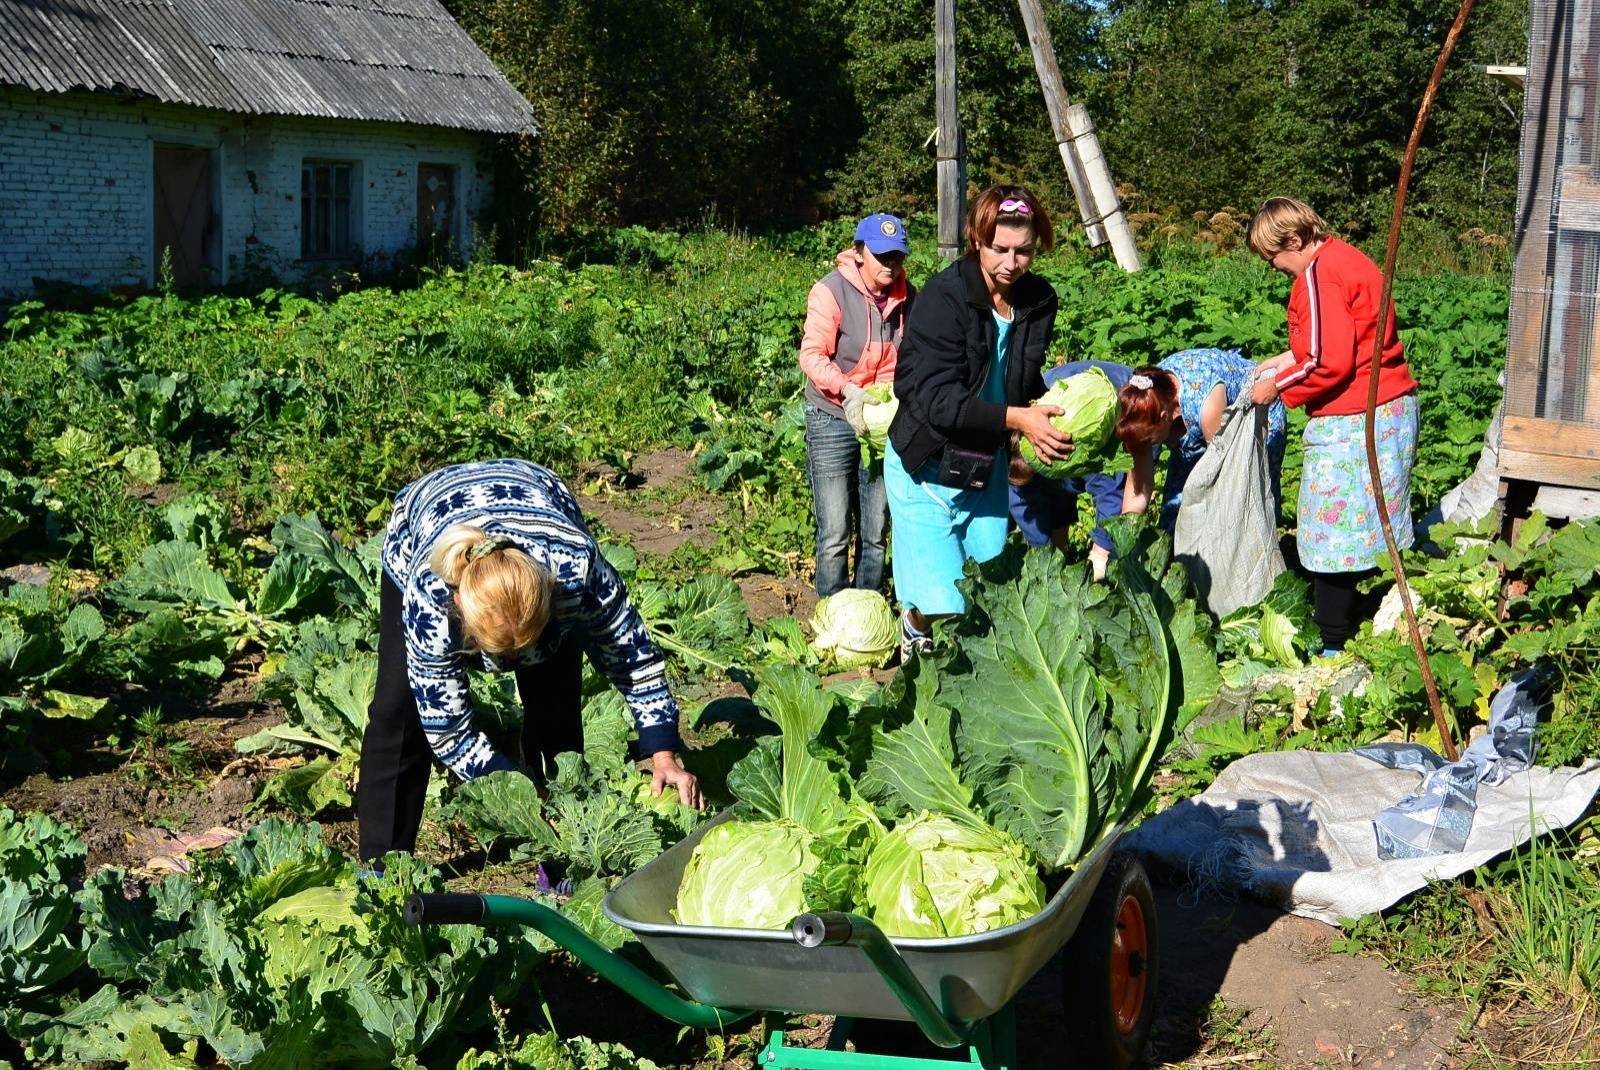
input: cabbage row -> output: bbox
[0,810,541,1068]
[675,527,1195,937]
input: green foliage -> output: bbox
[0,809,88,1008]
[457,1030,660,1070]
[443,692,710,877]
[21,820,539,1069]
[1214,572,1321,685]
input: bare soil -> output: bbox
[736,572,817,625]
[1146,887,1465,1069]
[576,449,725,556]
[2,667,285,871]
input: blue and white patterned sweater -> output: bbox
[381,459,680,779]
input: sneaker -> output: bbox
[900,615,935,661]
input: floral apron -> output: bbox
[1296,392,1419,573]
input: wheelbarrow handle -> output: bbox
[790,912,966,1050]
[405,892,746,1032]
[405,893,485,926]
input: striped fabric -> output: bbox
[1275,258,1322,392]
[381,459,679,779]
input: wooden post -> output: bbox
[935,0,963,260]
[1016,0,1141,271]
[1064,105,1143,272]
[1015,0,1106,250]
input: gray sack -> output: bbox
[1173,393,1284,617]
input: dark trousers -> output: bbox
[357,571,584,862]
[1312,568,1378,652]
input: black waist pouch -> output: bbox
[935,442,997,491]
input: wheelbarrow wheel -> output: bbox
[1060,852,1158,1070]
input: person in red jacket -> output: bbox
[797,213,916,597]
[1248,197,1420,654]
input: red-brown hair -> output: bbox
[966,185,1055,254]
[1115,367,1180,452]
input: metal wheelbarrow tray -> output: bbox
[601,811,1128,1024]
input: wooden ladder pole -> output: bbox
[1016,0,1141,270]
[1015,0,1105,250]
[935,0,964,261]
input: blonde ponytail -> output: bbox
[429,524,553,655]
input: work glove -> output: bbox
[841,382,870,436]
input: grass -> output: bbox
[1327,822,1600,1067]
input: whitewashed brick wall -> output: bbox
[0,88,497,295]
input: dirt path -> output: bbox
[1144,887,1464,1068]
[576,449,725,556]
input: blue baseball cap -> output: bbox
[854,213,909,256]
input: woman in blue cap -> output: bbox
[797,212,916,597]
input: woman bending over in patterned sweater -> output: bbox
[357,458,702,863]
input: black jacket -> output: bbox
[889,255,1060,473]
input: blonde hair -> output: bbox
[429,524,553,655]
[1246,197,1328,259]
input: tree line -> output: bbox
[450,0,1529,250]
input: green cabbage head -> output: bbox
[674,819,819,929]
[810,589,897,670]
[1017,366,1122,480]
[859,384,899,461]
[863,813,1045,937]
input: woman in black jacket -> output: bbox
[885,185,1072,657]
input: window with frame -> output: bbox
[301,161,357,260]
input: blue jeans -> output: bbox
[806,405,887,597]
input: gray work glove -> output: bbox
[841,382,870,436]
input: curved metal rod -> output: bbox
[792,912,967,1049]
[406,893,749,1031]
[1365,0,1477,761]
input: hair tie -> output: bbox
[1128,374,1154,391]
[466,535,507,563]
[998,197,1033,215]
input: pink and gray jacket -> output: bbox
[798,251,916,418]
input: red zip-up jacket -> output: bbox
[1273,238,1417,415]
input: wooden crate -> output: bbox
[1502,0,1600,489]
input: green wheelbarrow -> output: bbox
[405,815,1159,1070]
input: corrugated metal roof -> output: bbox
[0,0,535,133]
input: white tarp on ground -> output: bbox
[1124,749,1600,924]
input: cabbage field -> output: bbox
[2,225,1598,1068]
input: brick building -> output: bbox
[0,0,534,295]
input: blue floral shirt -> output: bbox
[1157,348,1287,463]
[381,459,679,779]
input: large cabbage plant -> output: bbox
[862,813,1042,938]
[674,667,847,929]
[675,526,1186,937]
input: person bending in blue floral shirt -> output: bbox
[358,458,702,862]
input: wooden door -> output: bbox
[417,164,456,262]
[153,146,214,288]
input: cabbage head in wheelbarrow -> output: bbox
[673,526,1185,938]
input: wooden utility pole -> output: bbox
[1016,0,1142,271]
[935,0,964,260]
